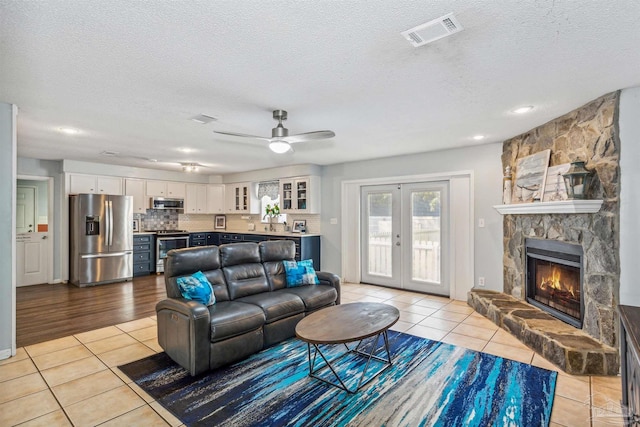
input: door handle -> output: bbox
[396,242,401,246]
[42,235,47,240]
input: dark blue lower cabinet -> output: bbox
[133,234,155,277]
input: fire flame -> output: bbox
[539,267,575,298]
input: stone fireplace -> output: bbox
[501,92,620,349]
[525,238,583,328]
[469,92,621,375]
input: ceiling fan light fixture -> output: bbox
[269,140,291,154]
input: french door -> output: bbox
[360,182,449,296]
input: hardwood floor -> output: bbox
[16,275,167,347]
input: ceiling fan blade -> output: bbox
[283,130,335,144]
[214,130,271,142]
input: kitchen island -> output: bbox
[134,230,321,273]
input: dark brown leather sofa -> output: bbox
[156,240,341,375]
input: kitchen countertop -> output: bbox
[135,230,320,237]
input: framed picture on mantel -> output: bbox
[514,149,550,203]
[543,163,571,202]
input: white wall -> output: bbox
[619,86,640,306]
[0,103,17,359]
[320,142,504,292]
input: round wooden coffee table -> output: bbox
[295,302,400,393]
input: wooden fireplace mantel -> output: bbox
[493,200,603,215]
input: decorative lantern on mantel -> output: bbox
[563,161,592,199]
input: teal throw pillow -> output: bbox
[283,259,319,287]
[176,271,215,306]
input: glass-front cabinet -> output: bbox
[224,182,259,214]
[279,176,320,214]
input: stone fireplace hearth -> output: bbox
[470,92,621,375]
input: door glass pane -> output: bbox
[367,192,392,277]
[411,191,441,283]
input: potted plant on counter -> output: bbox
[264,203,280,232]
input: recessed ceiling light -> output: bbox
[190,114,217,124]
[58,127,80,135]
[512,106,534,114]
[472,135,485,140]
[178,147,194,153]
[100,150,119,157]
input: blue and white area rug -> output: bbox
[119,331,557,426]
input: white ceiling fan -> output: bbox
[214,110,335,153]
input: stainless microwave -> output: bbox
[150,197,184,211]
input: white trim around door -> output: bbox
[341,171,474,301]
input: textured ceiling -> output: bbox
[1,0,639,174]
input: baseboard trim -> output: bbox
[0,348,13,360]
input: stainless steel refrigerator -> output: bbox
[69,194,133,287]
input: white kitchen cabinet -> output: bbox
[185,184,208,214]
[167,182,186,198]
[206,184,225,214]
[280,176,320,214]
[124,178,147,213]
[145,180,186,198]
[69,174,123,195]
[224,182,259,214]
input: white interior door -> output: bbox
[361,181,449,296]
[16,184,49,286]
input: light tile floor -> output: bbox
[0,282,625,426]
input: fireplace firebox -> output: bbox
[525,238,584,328]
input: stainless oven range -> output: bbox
[149,230,190,273]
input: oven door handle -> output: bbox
[157,236,189,241]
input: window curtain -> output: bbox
[257,180,280,199]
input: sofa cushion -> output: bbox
[223,263,270,300]
[281,285,338,311]
[259,240,296,263]
[208,301,266,343]
[260,240,296,291]
[165,246,230,302]
[176,271,215,306]
[236,291,305,323]
[262,261,287,291]
[283,259,319,287]
[220,242,261,267]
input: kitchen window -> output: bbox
[258,180,286,224]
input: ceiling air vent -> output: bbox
[401,13,464,47]
[100,150,119,157]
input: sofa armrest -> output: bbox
[316,271,341,304]
[156,298,211,376]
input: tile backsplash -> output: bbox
[135,210,320,234]
[134,209,180,231]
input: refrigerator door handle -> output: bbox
[108,200,114,246]
[104,200,110,246]
[81,251,133,259]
